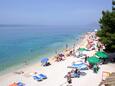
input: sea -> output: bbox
[0,25,95,74]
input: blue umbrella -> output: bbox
[41,57,49,64]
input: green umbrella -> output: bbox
[95,51,108,59]
[87,56,101,65]
[79,48,88,51]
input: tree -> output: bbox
[96,11,115,52]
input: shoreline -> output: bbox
[0,32,85,76]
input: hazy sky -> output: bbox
[0,0,112,25]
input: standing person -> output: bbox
[93,64,99,73]
[65,72,72,85]
[66,44,68,51]
[84,54,88,63]
[77,69,80,78]
[74,68,80,78]
[74,68,78,74]
[101,44,105,51]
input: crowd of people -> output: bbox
[86,32,105,51]
[63,32,107,85]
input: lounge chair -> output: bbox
[38,74,47,79]
[68,62,88,70]
[32,76,42,81]
[72,63,88,70]
[9,82,25,86]
[17,82,25,86]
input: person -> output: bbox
[74,68,78,74]
[70,69,75,78]
[69,50,73,56]
[9,82,17,86]
[34,72,38,75]
[93,65,99,73]
[55,55,61,62]
[101,44,105,51]
[88,64,93,69]
[74,68,80,78]
[59,53,65,61]
[96,64,99,72]
[65,72,72,84]
[84,55,88,63]
[66,44,68,51]
[77,69,80,77]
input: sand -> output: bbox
[0,32,115,86]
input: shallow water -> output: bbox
[0,25,91,73]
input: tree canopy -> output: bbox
[96,11,115,52]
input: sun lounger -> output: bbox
[68,62,88,70]
[32,76,42,81]
[72,63,88,70]
[17,82,25,86]
[38,74,47,79]
[9,82,25,86]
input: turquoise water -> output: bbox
[0,26,92,73]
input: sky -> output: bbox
[0,0,112,25]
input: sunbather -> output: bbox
[55,54,65,62]
[9,82,17,86]
[14,71,24,75]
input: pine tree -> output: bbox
[97,11,115,52]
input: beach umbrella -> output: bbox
[41,57,49,64]
[78,48,88,51]
[96,51,108,59]
[87,56,101,65]
[94,29,98,32]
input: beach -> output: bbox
[0,0,113,85]
[0,32,115,86]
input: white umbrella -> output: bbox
[94,29,98,32]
